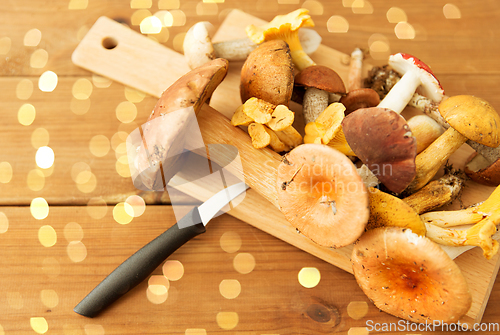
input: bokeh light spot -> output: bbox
[24,28,42,47]
[92,74,113,88]
[41,289,59,309]
[64,222,84,242]
[89,135,110,157]
[196,2,218,16]
[131,9,152,25]
[347,301,369,320]
[0,37,12,55]
[216,312,238,330]
[30,317,49,334]
[38,71,58,92]
[351,0,373,14]
[158,0,180,9]
[327,16,349,33]
[83,324,105,335]
[125,195,146,217]
[31,128,50,148]
[443,3,461,19]
[30,49,49,68]
[116,101,137,123]
[72,78,93,100]
[67,241,87,262]
[87,197,108,219]
[131,0,152,8]
[302,0,324,15]
[395,22,415,39]
[70,97,91,115]
[18,103,36,126]
[219,279,241,299]
[68,0,88,10]
[0,162,13,183]
[233,253,255,274]
[220,231,241,253]
[16,79,34,100]
[298,267,321,288]
[113,202,133,224]
[347,327,369,335]
[76,172,97,193]
[163,260,184,281]
[27,169,45,191]
[31,197,49,220]
[36,146,55,169]
[0,212,9,234]
[38,225,57,247]
[386,7,407,23]
[124,87,146,103]
[140,16,163,34]
[185,329,207,335]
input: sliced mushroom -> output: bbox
[352,227,472,324]
[277,144,369,247]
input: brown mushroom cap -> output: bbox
[294,65,346,95]
[439,95,500,148]
[465,152,500,186]
[342,107,417,193]
[352,227,472,324]
[339,88,380,115]
[240,40,294,106]
[277,144,369,247]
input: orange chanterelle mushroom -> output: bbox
[276,144,369,247]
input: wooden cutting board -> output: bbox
[72,9,500,326]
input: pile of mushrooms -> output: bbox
[179,8,500,326]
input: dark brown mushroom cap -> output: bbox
[240,40,294,106]
[277,144,369,248]
[465,152,500,186]
[342,107,417,193]
[439,95,500,148]
[339,88,380,115]
[294,65,346,94]
[352,227,472,324]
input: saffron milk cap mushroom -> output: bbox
[277,144,369,247]
[407,95,500,193]
[352,227,472,324]
[342,107,417,193]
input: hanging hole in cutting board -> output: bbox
[102,37,118,50]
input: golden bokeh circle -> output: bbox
[233,253,255,274]
[298,267,321,288]
[220,231,242,253]
[162,260,184,281]
[31,197,49,220]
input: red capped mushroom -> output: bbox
[378,53,444,114]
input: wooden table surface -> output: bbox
[1,1,500,334]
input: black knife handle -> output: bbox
[74,207,206,318]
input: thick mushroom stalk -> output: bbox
[420,184,500,227]
[183,21,321,69]
[406,95,500,193]
[347,47,364,91]
[295,65,346,124]
[246,8,316,71]
[377,53,444,114]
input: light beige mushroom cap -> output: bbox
[352,227,472,324]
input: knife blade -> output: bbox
[74,181,248,318]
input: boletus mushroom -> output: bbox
[277,144,369,247]
[352,227,472,324]
[240,40,294,107]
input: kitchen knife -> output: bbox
[74,181,248,318]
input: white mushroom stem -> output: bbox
[377,69,422,114]
[357,164,380,188]
[303,87,329,124]
[183,22,321,69]
[348,48,364,91]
